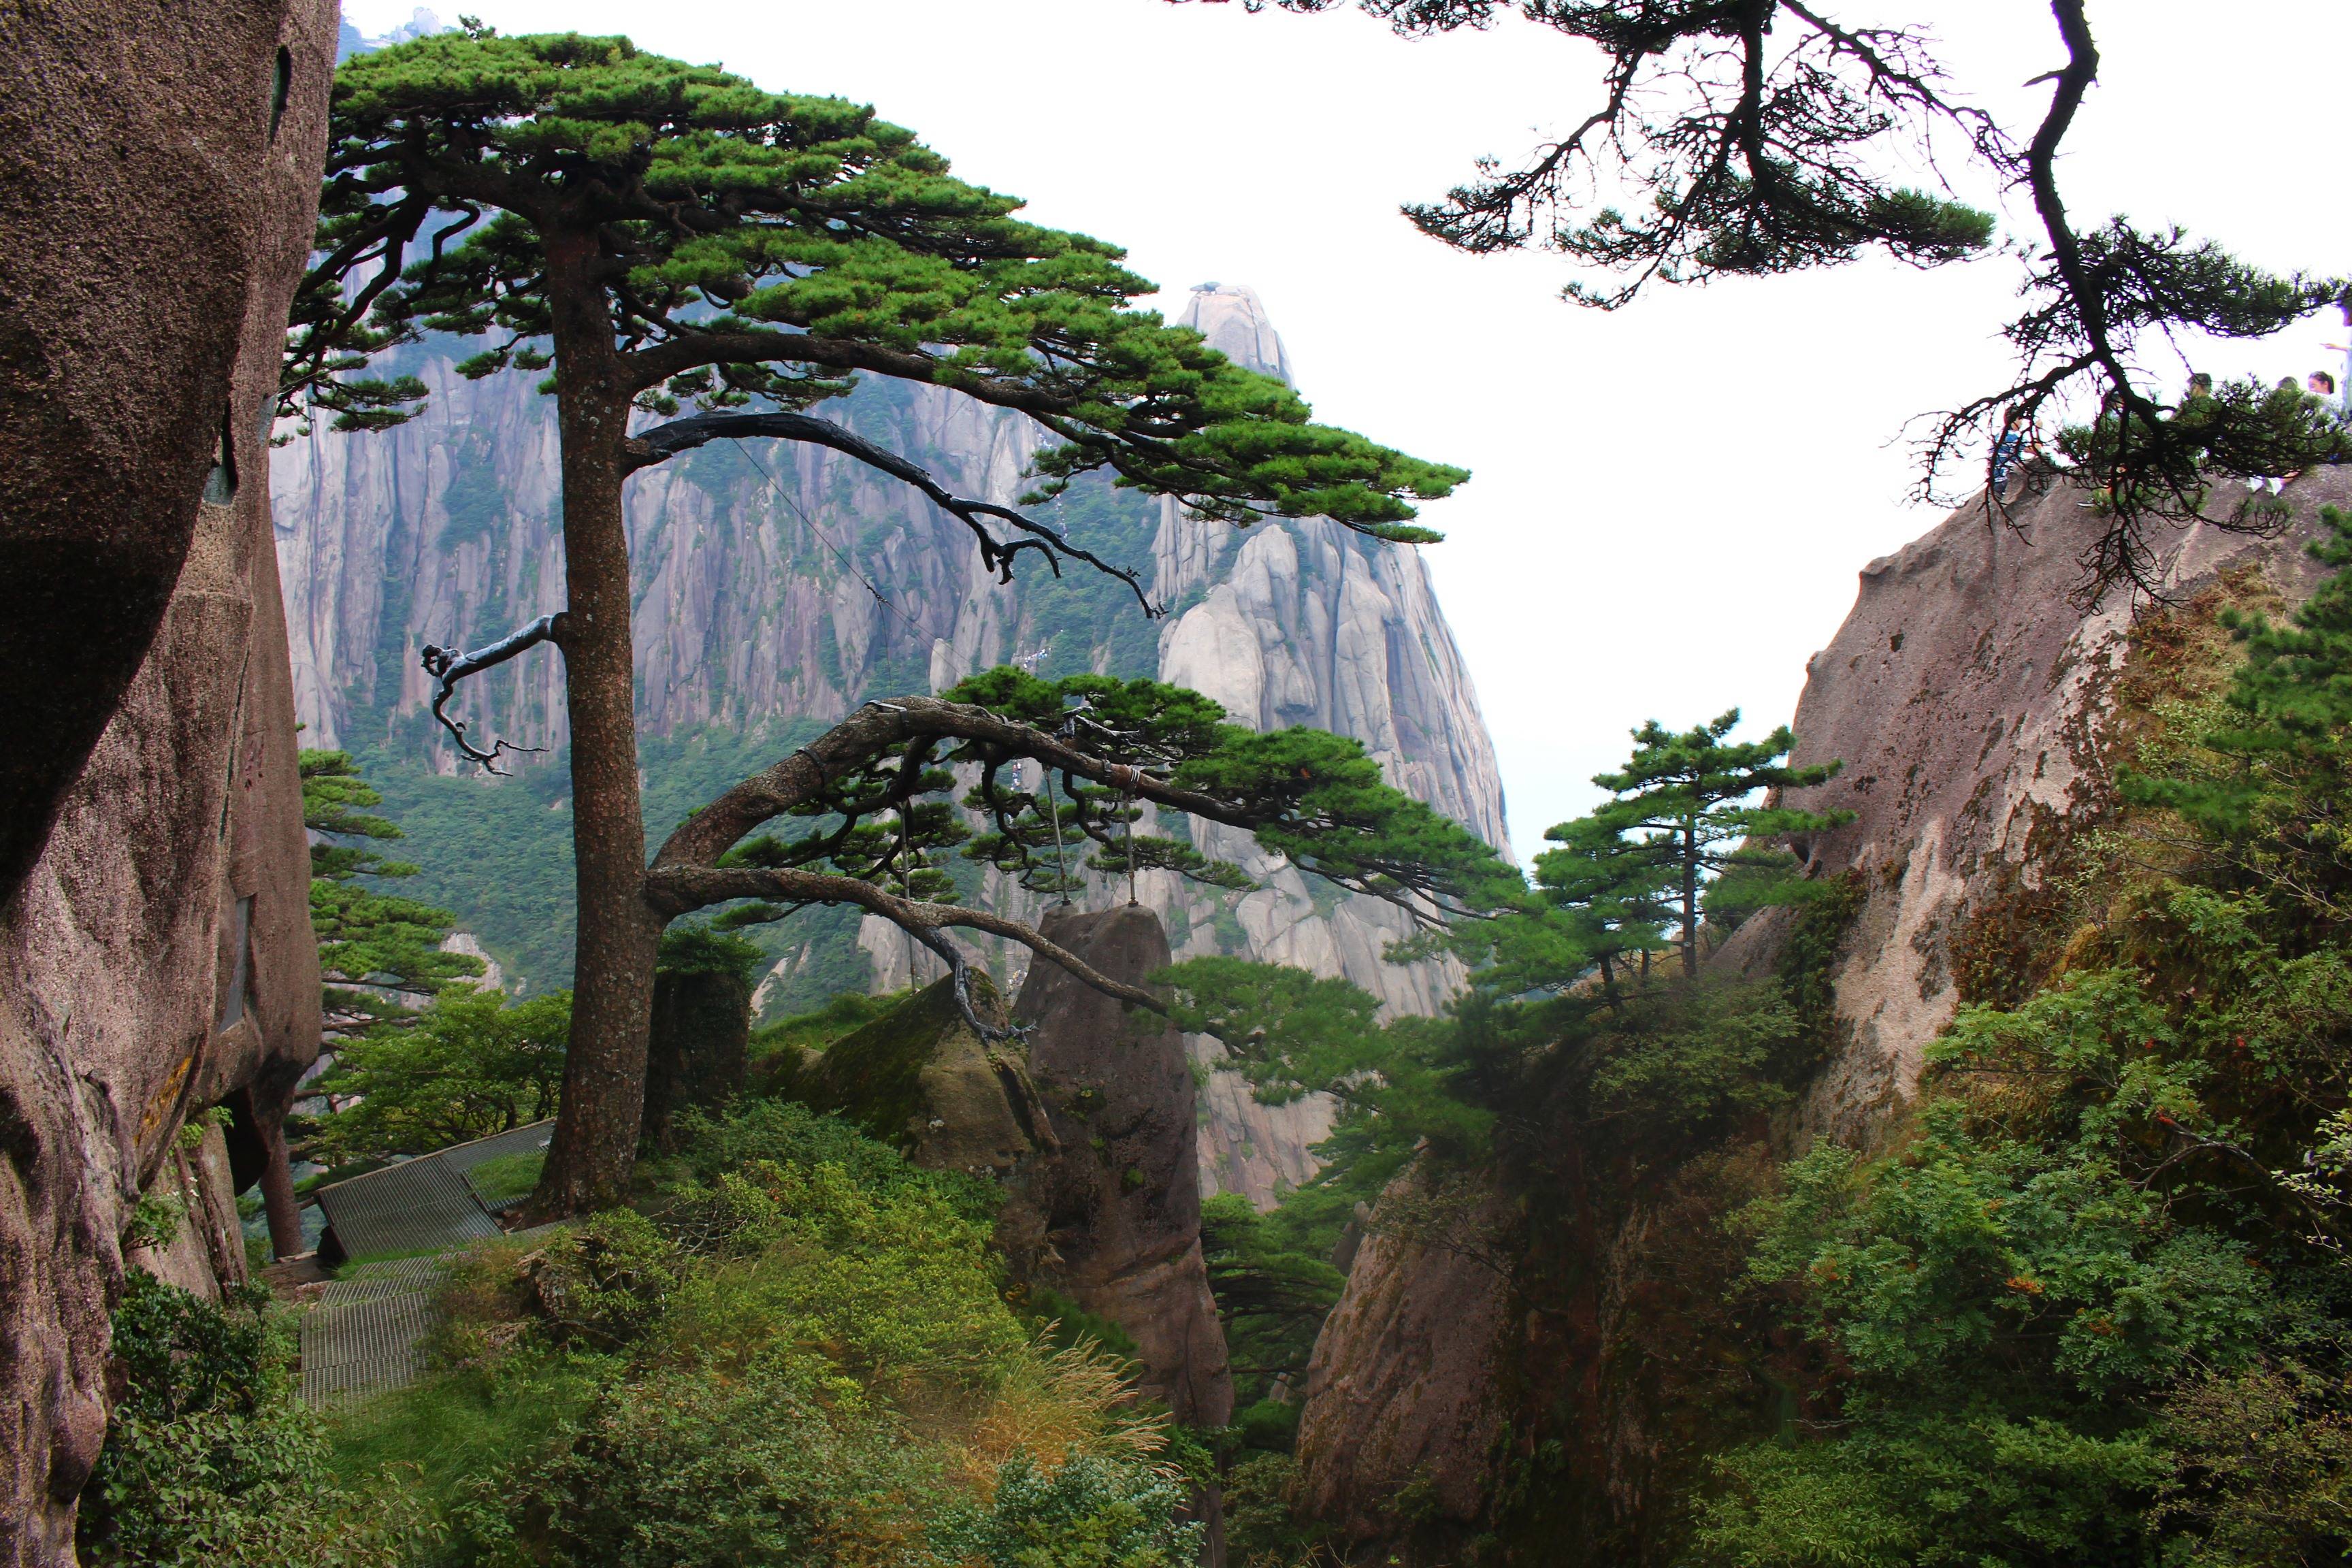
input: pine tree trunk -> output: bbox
[527,238,663,1220]
[1681,821,1699,978]
[255,1104,304,1260]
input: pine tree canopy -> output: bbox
[284,27,1465,541]
[299,749,483,1033]
[1475,810,1680,1002]
[1537,710,1851,978]
[1588,711,1847,877]
[689,671,1522,936]
[1191,0,2350,592]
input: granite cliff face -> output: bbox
[1751,466,2352,1139]
[271,282,1509,1206]
[0,1,334,1555]
[1009,906,1235,1430]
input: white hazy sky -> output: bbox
[344,0,2352,861]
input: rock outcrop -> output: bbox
[1011,906,1235,1429]
[270,281,1509,1206]
[126,1121,255,1305]
[1292,1162,1513,1541]
[0,0,323,905]
[790,975,1053,1184]
[789,917,1233,1426]
[640,965,753,1152]
[1749,468,2351,1140]
[0,1,335,1556]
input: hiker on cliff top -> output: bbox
[2324,295,2352,419]
[1991,404,2039,495]
[2308,370,2343,425]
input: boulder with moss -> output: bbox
[789,973,1056,1182]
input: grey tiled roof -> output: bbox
[438,1119,555,1177]
[314,1152,500,1263]
[299,1257,446,1406]
[299,1123,560,1405]
[440,1119,554,1211]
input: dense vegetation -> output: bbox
[1681,511,2352,1567]
[106,1102,1203,1567]
[1113,514,2352,1563]
[76,1275,413,1567]
[297,751,570,1170]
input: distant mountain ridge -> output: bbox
[270,282,1509,1203]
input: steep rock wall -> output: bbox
[0,2,335,1556]
[1749,467,2351,1140]
[0,0,318,903]
[1009,906,1235,1430]
[1292,1162,1513,1541]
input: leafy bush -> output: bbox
[78,1274,418,1567]
[648,1159,1025,1382]
[333,1100,1185,1561]
[521,1210,681,1349]
[932,1451,1202,1568]
[311,985,568,1162]
[446,1360,937,1567]
[1224,1452,1328,1568]
[664,1097,936,1193]
[1690,521,2352,1564]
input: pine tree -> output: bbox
[285,29,1467,1214]
[299,749,482,1047]
[1584,713,1850,979]
[1515,809,1679,1007]
[1192,0,2349,593]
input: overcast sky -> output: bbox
[344,0,2352,861]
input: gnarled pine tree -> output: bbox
[1195,0,2350,594]
[284,29,1474,1215]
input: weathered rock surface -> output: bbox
[0,1,335,1556]
[272,281,1507,1207]
[792,975,1053,1183]
[1744,468,2352,1140]
[1011,906,1235,1429]
[1192,1035,1336,1206]
[127,1122,252,1304]
[787,929,1232,1425]
[640,966,752,1152]
[0,0,323,904]
[1292,1162,1513,1540]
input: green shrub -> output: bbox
[931,1451,1202,1568]
[1224,1452,1326,1568]
[78,1274,419,1567]
[314,1094,1200,1562]
[521,1210,681,1349]
[312,985,569,1163]
[446,1358,940,1567]
[650,1158,1025,1383]
[669,1097,919,1190]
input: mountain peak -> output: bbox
[1177,282,1294,386]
